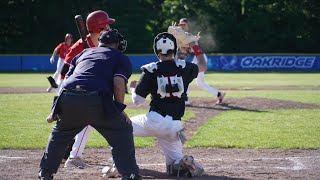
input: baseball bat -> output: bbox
[75,15,89,48]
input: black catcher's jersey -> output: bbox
[135,60,199,120]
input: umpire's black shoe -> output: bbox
[38,170,53,180]
[121,174,142,180]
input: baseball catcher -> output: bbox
[169,18,225,104]
[103,32,206,178]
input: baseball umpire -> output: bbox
[38,30,141,180]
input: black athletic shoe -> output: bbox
[121,174,142,180]
[46,76,58,88]
[38,170,53,180]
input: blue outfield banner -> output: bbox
[207,55,320,71]
[0,54,319,72]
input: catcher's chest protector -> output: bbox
[151,60,186,100]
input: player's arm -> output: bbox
[50,43,61,64]
[130,71,152,106]
[114,77,126,103]
[113,54,133,124]
[64,56,77,79]
[113,54,132,104]
[189,41,207,72]
[60,42,82,79]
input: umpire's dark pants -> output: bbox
[40,91,139,176]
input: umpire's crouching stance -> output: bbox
[38,30,141,180]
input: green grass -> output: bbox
[1,73,320,88]
[189,90,320,105]
[1,72,320,150]
[0,93,195,149]
[187,109,320,149]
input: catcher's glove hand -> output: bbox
[168,22,200,48]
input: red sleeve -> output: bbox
[54,43,64,52]
[64,39,85,64]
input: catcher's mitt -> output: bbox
[167,22,200,48]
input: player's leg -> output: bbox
[64,125,93,168]
[47,58,64,92]
[39,126,83,178]
[102,113,153,178]
[52,58,64,81]
[132,113,155,136]
[196,72,226,103]
[157,120,205,177]
[94,125,141,179]
[39,93,94,179]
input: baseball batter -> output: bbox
[177,18,225,104]
[57,10,116,168]
[47,33,73,92]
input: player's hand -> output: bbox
[50,57,54,64]
[46,113,57,123]
[129,80,138,88]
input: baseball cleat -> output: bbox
[181,155,205,177]
[217,91,226,104]
[102,165,120,178]
[64,157,88,169]
[46,76,58,88]
[121,174,142,180]
[102,158,121,178]
[38,170,53,180]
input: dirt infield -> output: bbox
[1,95,320,180]
[1,148,320,180]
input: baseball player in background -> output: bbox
[56,10,117,169]
[47,33,73,92]
[177,18,225,104]
[103,32,206,178]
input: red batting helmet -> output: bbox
[65,33,73,41]
[86,10,115,33]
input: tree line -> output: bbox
[1,0,319,54]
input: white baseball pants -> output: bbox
[69,125,93,158]
[52,57,64,82]
[132,111,184,165]
[196,72,219,96]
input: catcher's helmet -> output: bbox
[153,32,177,57]
[99,29,127,52]
[65,33,73,41]
[86,10,115,33]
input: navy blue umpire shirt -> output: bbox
[62,47,132,95]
